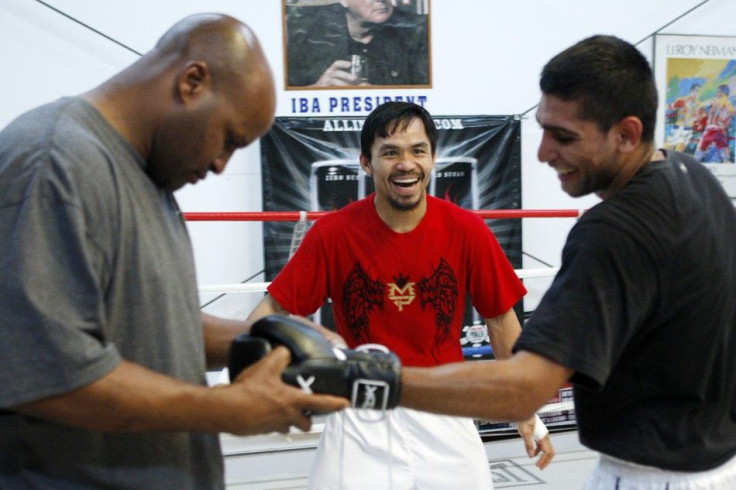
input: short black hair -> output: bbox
[540,35,658,142]
[360,102,437,159]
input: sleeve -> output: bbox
[515,218,659,390]
[267,221,330,316]
[0,166,120,408]
[285,5,344,86]
[466,215,527,318]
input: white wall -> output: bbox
[3,0,736,316]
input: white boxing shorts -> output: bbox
[307,407,492,490]
[584,452,736,490]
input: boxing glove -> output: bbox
[228,315,401,410]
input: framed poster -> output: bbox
[283,0,431,89]
[654,34,736,199]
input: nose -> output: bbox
[211,149,233,174]
[537,132,557,164]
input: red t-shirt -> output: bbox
[268,195,526,367]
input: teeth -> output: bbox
[394,178,419,184]
[556,167,574,175]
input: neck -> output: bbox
[345,14,373,43]
[597,143,657,200]
[373,195,427,233]
[79,58,168,160]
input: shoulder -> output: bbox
[312,197,372,229]
[386,8,427,29]
[428,196,484,225]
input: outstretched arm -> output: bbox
[401,350,572,425]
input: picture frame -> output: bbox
[653,34,736,200]
[282,0,432,90]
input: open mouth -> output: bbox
[392,176,420,188]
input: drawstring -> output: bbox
[354,344,393,490]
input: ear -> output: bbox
[359,154,372,176]
[614,116,643,153]
[176,61,211,103]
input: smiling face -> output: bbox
[361,117,435,213]
[536,94,624,199]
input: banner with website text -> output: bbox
[260,114,522,357]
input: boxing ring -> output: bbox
[187,209,599,489]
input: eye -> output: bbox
[553,132,575,145]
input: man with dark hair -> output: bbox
[399,35,736,488]
[247,101,553,489]
[0,13,348,489]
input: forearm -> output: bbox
[247,294,346,347]
[203,312,250,369]
[13,350,350,435]
[401,352,572,422]
[486,308,522,360]
[245,294,287,324]
[13,360,226,433]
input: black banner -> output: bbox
[260,115,522,355]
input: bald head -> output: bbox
[149,14,274,99]
[87,13,276,191]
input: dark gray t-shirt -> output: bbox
[0,98,223,489]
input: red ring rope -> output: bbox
[183,209,583,221]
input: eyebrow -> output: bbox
[535,114,577,135]
[378,141,430,151]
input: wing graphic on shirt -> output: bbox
[417,258,458,346]
[342,262,384,343]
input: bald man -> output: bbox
[0,13,347,490]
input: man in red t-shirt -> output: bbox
[247,102,554,489]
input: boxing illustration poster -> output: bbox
[283,0,431,89]
[654,34,736,201]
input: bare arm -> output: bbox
[203,312,249,370]
[485,308,522,361]
[12,348,348,435]
[484,309,556,469]
[247,294,347,347]
[401,350,572,422]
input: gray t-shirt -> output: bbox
[0,98,223,489]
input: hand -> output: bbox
[517,414,555,470]
[225,346,349,435]
[310,60,364,87]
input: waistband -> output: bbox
[599,452,736,484]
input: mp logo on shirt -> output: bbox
[387,274,416,311]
